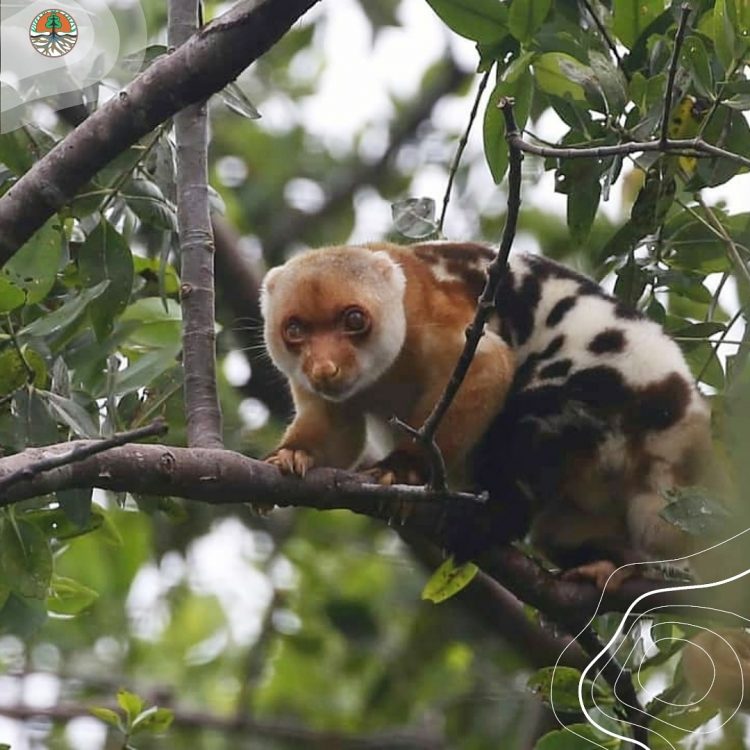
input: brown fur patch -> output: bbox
[635,373,691,432]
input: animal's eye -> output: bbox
[283,318,305,344]
[342,307,369,334]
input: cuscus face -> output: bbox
[261,246,407,402]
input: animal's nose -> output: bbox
[310,360,340,384]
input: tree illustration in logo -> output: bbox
[29,9,78,57]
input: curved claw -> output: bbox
[266,448,315,477]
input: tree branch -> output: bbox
[0,419,167,497]
[579,0,627,79]
[659,4,692,146]
[169,0,223,448]
[505,132,750,170]
[0,0,321,262]
[415,96,523,490]
[0,438,732,624]
[438,68,491,233]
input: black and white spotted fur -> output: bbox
[471,251,711,569]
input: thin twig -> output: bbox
[697,305,745,384]
[415,96,523,490]
[660,4,692,145]
[579,0,627,79]
[694,194,750,289]
[506,132,750,169]
[439,68,492,233]
[169,0,223,449]
[0,419,167,497]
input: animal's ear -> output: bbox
[371,251,406,294]
[260,267,282,319]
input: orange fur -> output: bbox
[262,242,515,483]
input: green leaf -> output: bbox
[630,166,675,234]
[131,706,174,735]
[0,593,47,636]
[56,487,93,528]
[483,66,533,184]
[672,321,725,339]
[588,51,627,117]
[661,486,731,536]
[424,0,507,43]
[2,218,63,304]
[680,35,714,99]
[421,556,478,603]
[722,79,750,110]
[96,506,124,547]
[0,347,46,395]
[613,0,662,48]
[483,89,509,184]
[534,722,621,749]
[0,519,53,599]
[119,298,182,348]
[20,280,110,339]
[0,276,26,313]
[680,339,725,389]
[12,388,59,447]
[51,357,70,398]
[27,502,100,539]
[533,53,592,102]
[90,706,124,731]
[614,257,648,305]
[0,131,35,174]
[38,390,98,437]
[559,159,603,244]
[221,82,262,120]
[528,666,615,712]
[714,0,739,72]
[47,575,99,615]
[78,221,134,341]
[133,256,180,296]
[508,0,551,42]
[117,689,145,724]
[122,179,177,231]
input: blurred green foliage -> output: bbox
[0,0,749,748]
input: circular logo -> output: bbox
[29,9,78,57]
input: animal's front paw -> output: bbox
[361,450,428,486]
[266,447,315,477]
[561,560,634,591]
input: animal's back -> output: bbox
[472,252,712,568]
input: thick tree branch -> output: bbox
[170,0,223,448]
[0,439,735,624]
[0,419,167,496]
[0,0,321,262]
